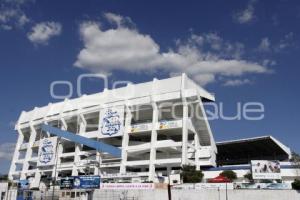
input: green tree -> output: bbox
[243,172,253,182]
[292,179,300,190]
[0,174,8,181]
[290,152,300,178]
[180,165,204,183]
[220,170,237,181]
[290,152,300,163]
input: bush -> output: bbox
[180,165,204,183]
[290,152,300,163]
[292,179,300,190]
[243,172,253,181]
[220,170,237,181]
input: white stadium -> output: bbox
[8,74,300,190]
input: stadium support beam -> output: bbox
[41,124,121,158]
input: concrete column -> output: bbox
[32,170,41,188]
[149,102,158,181]
[181,73,189,166]
[8,126,24,180]
[194,133,200,170]
[120,105,132,174]
[197,97,217,167]
[167,166,171,176]
[26,124,39,184]
[21,123,37,179]
[72,116,86,176]
[95,111,103,176]
[52,141,63,179]
[51,120,65,179]
[181,102,188,166]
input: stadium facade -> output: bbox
[8,74,300,189]
[9,74,218,188]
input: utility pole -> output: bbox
[167,174,172,200]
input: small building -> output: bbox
[204,136,299,183]
[0,182,8,200]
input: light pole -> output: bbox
[167,171,172,200]
[52,137,60,200]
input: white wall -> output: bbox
[171,189,300,200]
[92,189,300,200]
[0,183,8,200]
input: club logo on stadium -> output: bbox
[101,109,121,136]
[39,139,54,164]
[73,177,81,187]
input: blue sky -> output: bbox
[0,0,300,174]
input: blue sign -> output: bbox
[101,109,122,136]
[19,180,29,190]
[72,176,100,189]
[60,177,74,189]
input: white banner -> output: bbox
[251,160,281,180]
[173,184,195,189]
[159,120,181,129]
[234,182,291,190]
[100,183,154,190]
[37,137,58,166]
[99,106,124,138]
[130,123,152,133]
[195,183,234,190]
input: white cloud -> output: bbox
[74,13,269,86]
[0,8,29,30]
[262,59,276,66]
[0,0,32,30]
[271,15,279,26]
[257,33,294,54]
[0,142,15,160]
[104,12,134,28]
[258,37,271,52]
[234,0,257,24]
[4,0,34,5]
[177,33,245,59]
[18,13,29,26]
[27,21,62,45]
[104,12,123,26]
[223,79,251,87]
[276,32,294,51]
